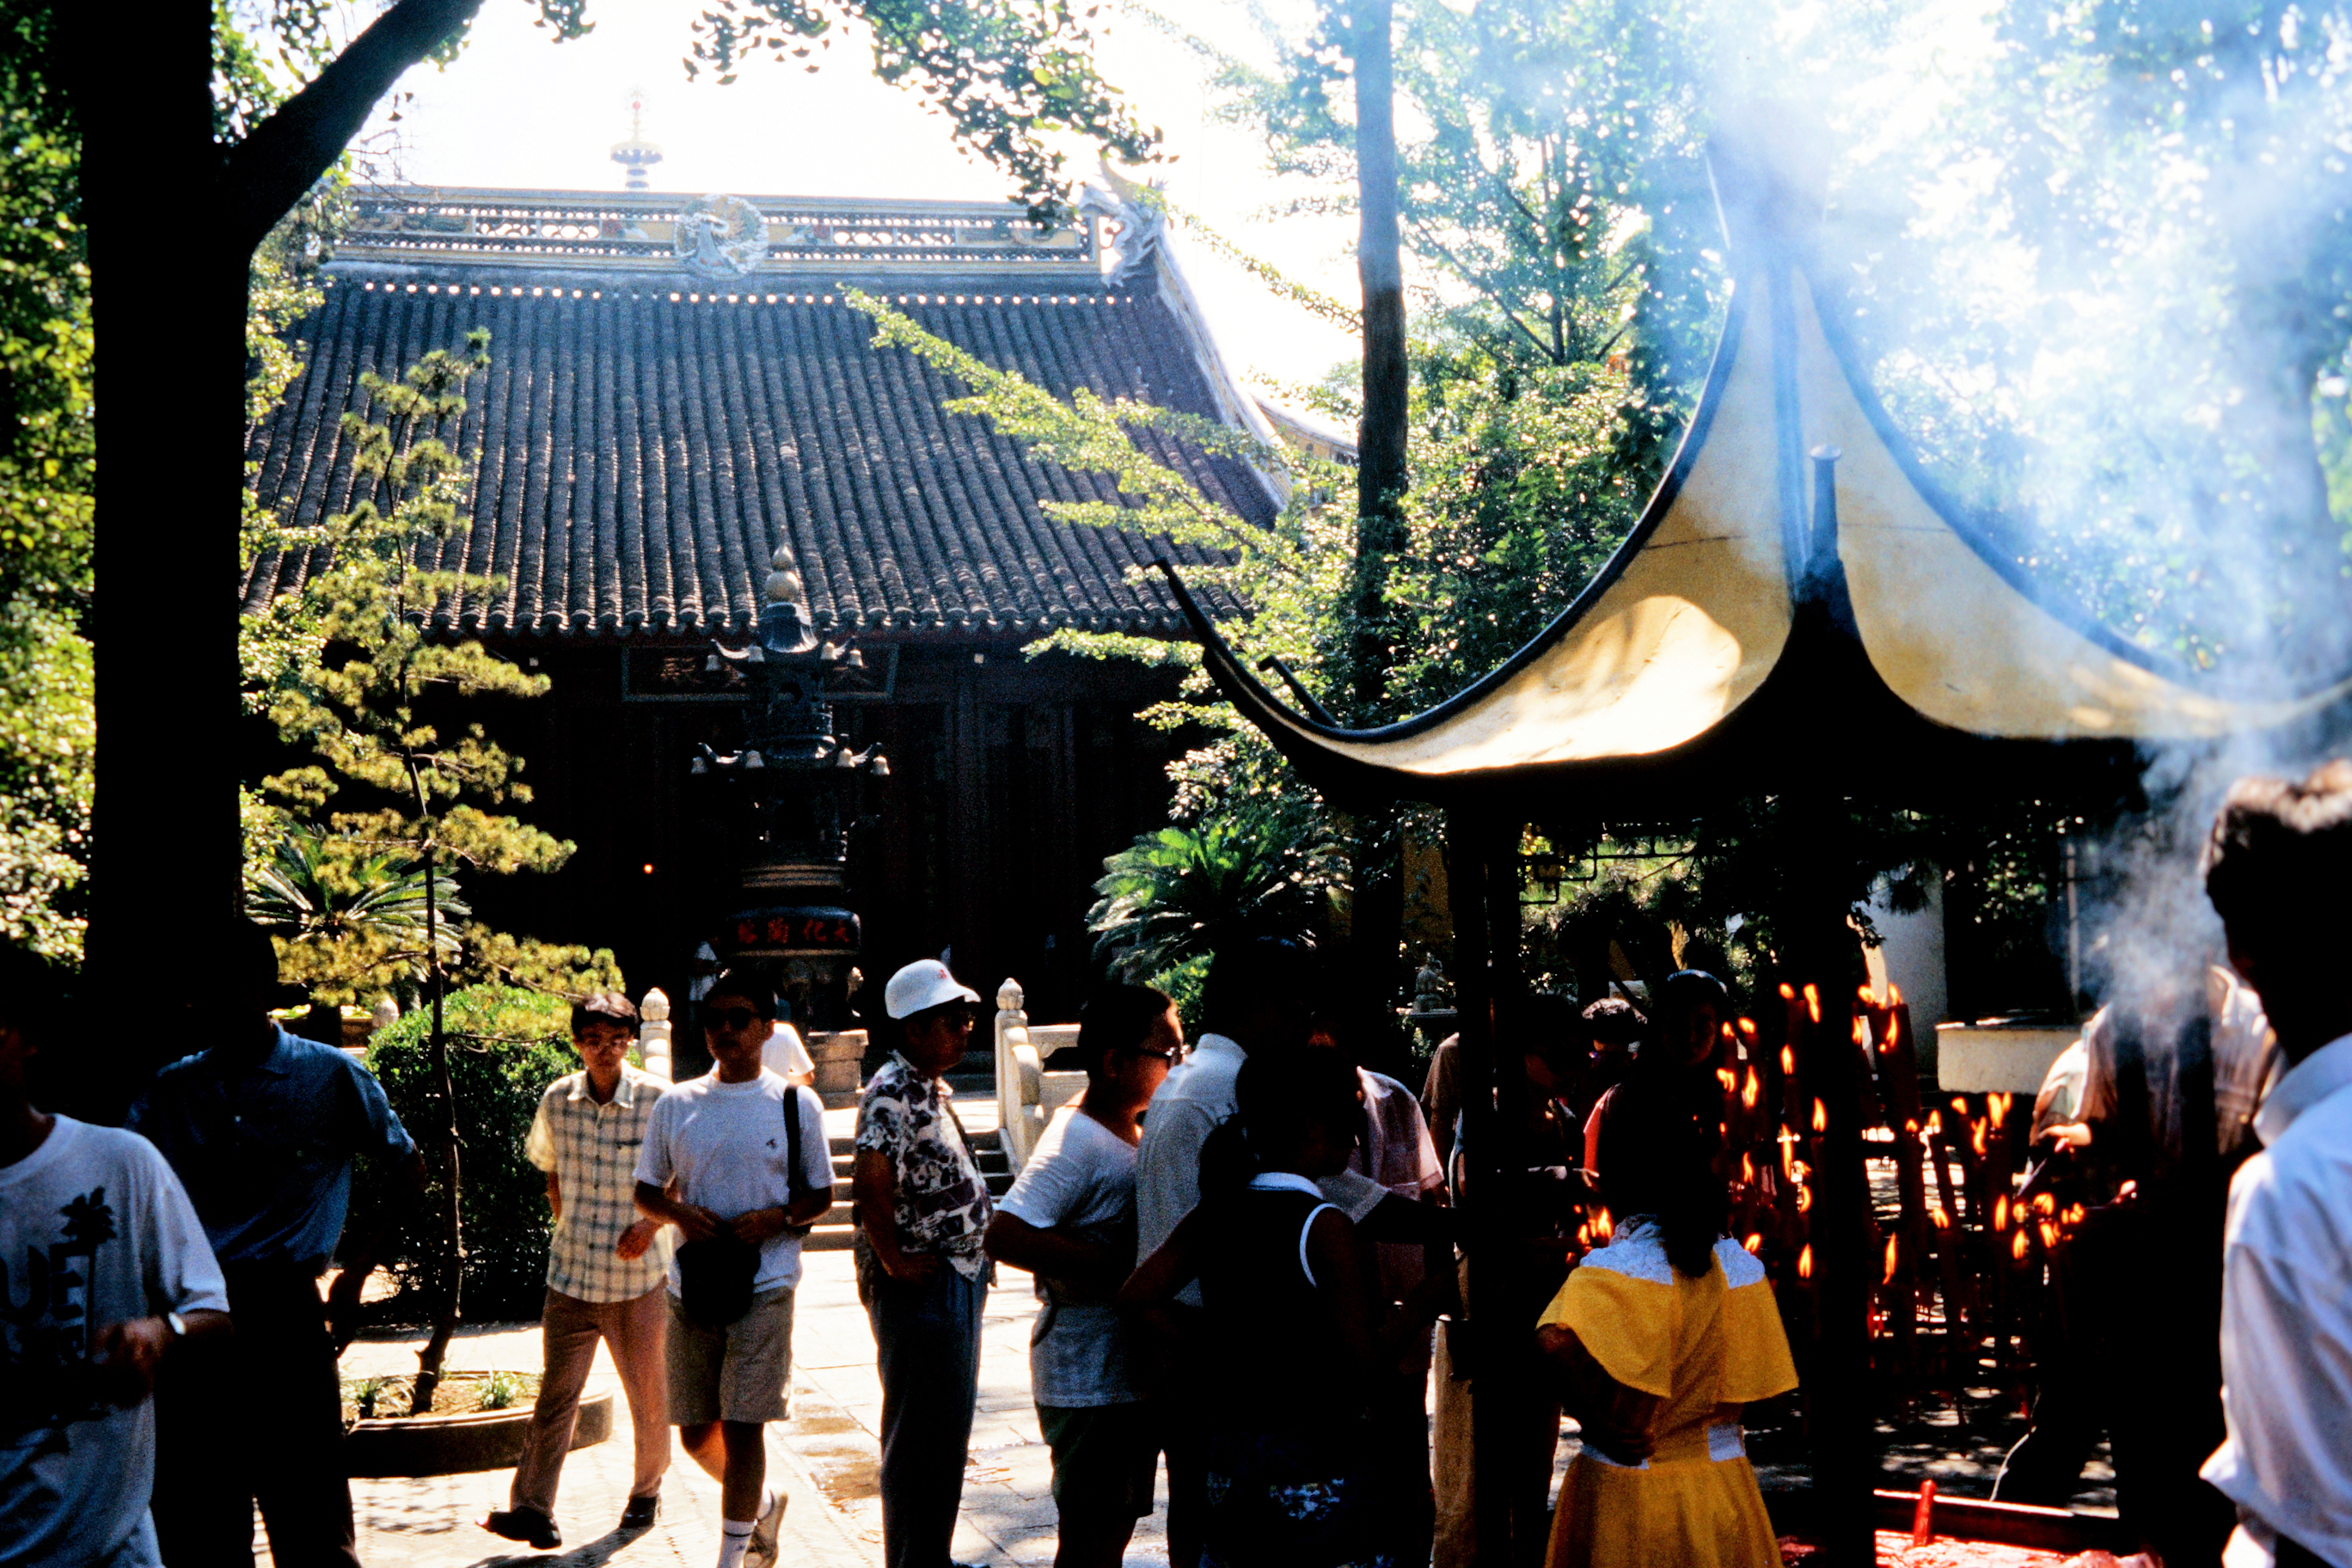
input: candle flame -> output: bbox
[1744,1234,1764,1255]
[1988,1092,2012,1128]
[1930,1204,1951,1229]
[1888,983,1904,1007]
[1741,1152,1756,1185]
[1803,983,1822,1023]
[2011,1229,2030,1261]
[2032,1192,2056,1216]
[1737,1017,1758,1037]
[1593,1207,1614,1240]
[1994,1194,2009,1231]
[1812,1098,1828,1133]
[1852,1019,1868,1048]
[1883,1236,1900,1283]
[1718,1068,1738,1093]
[2039,1221,2061,1248]
[1796,1184,1814,1214]
[1779,983,1796,1001]
[1798,1244,1814,1279]
[1970,1122,1989,1158]
[1858,983,1876,1004]
[1780,1134,1796,1178]
[1883,1012,1901,1050]
[1743,1069,1761,1110]
[1780,1044,1796,1075]
[2065,1204,2086,1225]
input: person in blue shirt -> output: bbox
[129,921,426,1568]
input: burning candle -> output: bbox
[1593,1207,1614,1240]
[1812,1098,1828,1132]
[2010,1229,2030,1262]
[1743,1234,1763,1254]
[1883,1235,1900,1283]
[1780,1044,1796,1075]
[1803,983,1822,1024]
[1798,1244,1814,1279]
[1743,1069,1761,1110]
[1994,1194,2009,1231]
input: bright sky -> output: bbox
[374,0,1363,395]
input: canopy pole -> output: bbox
[1784,792,1877,1566]
[1482,818,1540,1555]
[1445,807,1516,1562]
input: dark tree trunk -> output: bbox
[61,0,485,1105]
[1348,0,1408,712]
[1345,0,1410,1063]
[61,6,246,1093]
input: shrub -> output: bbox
[347,985,585,1321]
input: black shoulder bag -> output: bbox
[677,1083,823,1326]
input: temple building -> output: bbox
[242,175,1304,1020]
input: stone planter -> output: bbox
[346,1388,610,1478]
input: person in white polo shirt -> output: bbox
[634,969,835,1568]
[854,957,992,1568]
[2198,762,2352,1568]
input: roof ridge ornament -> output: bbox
[1076,171,1165,288]
[677,193,769,278]
[610,90,664,192]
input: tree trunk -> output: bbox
[411,851,463,1413]
[1345,0,1410,1066]
[61,4,247,1094]
[1348,0,1408,712]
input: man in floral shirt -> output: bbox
[854,958,991,1568]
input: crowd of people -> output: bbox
[3,761,2350,1568]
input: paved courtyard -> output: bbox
[317,1248,1159,1568]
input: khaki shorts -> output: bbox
[665,1285,794,1425]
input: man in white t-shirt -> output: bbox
[634,970,835,1568]
[985,985,1179,1568]
[760,1011,817,1087]
[1,952,233,1568]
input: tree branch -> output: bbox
[222,0,485,256]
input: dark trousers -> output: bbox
[860,1251,985,1568]
[153,1260,359,1568]
[1162,1385,1206,1568]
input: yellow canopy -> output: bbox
[1168,193,2352,801]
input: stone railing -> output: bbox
[993,978,1086,1174]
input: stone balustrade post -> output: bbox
[640,987,674,1082]
[995,977,1046,1173]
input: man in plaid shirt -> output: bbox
[482,992,671,1548]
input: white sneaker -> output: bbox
[746,1488,787,1568]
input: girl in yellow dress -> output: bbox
[1535,1070,1798,1568]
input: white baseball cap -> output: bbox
[884,959,981,1020]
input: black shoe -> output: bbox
[619,1494,661,1531]
[480,1508,561,1550]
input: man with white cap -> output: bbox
[853,957,993,1568]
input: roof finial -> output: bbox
[610,89,664,192]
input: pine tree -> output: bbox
[258,331,616,1410]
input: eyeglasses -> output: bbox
[1123,1045,1180,1063]
[703,1008,764,1032]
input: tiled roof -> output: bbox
[242,270,1271,639]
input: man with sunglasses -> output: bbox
[634,969,835,1568]
[984,984,1179,1568]
[853,958,993,1568]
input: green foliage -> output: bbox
[246,829,469,1007]
[478,1369,520,1410]
[0,3,91,963]
[254,337,618,1001]
[350,986,579,1320]
[1089,816,1343,980]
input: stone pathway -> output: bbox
[299,1249,1168,1568]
